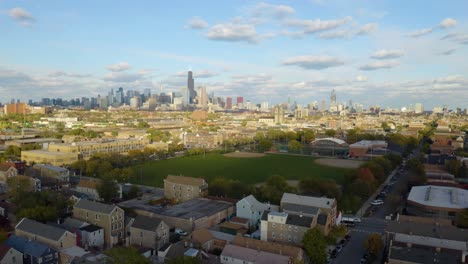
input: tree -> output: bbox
[104,247,150,264]
[364,233,383,257]
[167,256,201,264]
[97,177,119,203]
[288,140,302,153]
[258,138,273,152]
[446,159,462,177]
[327,225,347,244]
[5,146,21,157]
[257,175,296,204]
[325,129,336,137]
[303,227,327,264]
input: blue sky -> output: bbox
[1,0,467,109]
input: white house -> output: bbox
[79,224,105,249]
[236,195,279,230]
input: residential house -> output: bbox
[73,199,125,248]
[0,244,23,264]
[236,195,279,230]
[32,164,70,184]
[164,175,208,202]
[15,218,77,251]
[79,225,105,250]
[129,215,169,252]
[220,244,291,264]
[6,235,58,264]
[191,228,236,253]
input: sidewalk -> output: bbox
[355,168,398,218]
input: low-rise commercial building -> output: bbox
[21,150,79,166]
[349,140,388,158]
[407,185,468,220]
[221,244,291,264]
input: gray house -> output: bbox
[130,215,169,252]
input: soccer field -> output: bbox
[131,153,351,187]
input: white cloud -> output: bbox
[282,55,345,70]
[408,28,433,38]
[205,22,271,44]
[48,71,91,78]
[359,60,400,71]
[318,30,349,39]
[439,18,457,29]
[440,48,456,55]
[356,23,378,35]
[186,17,209,30]
[8,8,35,26]
[253,2,295,19]
[107,62,131,72]
[103,72,144,83]
[441,32,468,45]
[284,16,352,34]
[371,49,404,59]
[355,75,368,82]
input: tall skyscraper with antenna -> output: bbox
[187,71,196,104]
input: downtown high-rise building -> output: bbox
[187,71,196,104]
[329,89,338,112]
[236,96,244,105]
[198,86,208,109]
[226,97,232,110]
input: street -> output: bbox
[332,165,410,264]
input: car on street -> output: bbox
[330,249,338,258]
[360,253,369,264]
[371,199,384,206]
[345,234,351,241]
[174,228,188,236]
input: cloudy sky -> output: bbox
[1,0,467,109]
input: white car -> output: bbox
[353,218,362,223]
[174,228,188,236]
[371,199,384,206]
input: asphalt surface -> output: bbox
[332,165,410,264]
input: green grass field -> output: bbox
[131,153,351,187]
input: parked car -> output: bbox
[345,234,351,241]
[336,245,343,253]
[371,199,384,206]
[360,253,369,264]
[174,228,188,236]
[330,249,338,258]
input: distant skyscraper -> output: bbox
[415,103,424,114]
[321,100,326,112]
[236,96,244,105]
[329,89,337,112]
[274,105,284,124]
[198,86,208,109]
[188,71,196,104]
[226,97,232,110]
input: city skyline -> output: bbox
[1,1,468,108]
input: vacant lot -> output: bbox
[315,158,364,169]
[132,153,351,187]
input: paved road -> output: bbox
[333,164,410,264]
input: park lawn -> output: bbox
[131,153,351,187]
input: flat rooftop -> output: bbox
[389,245,458,264]
[142,198,233,220]
[22,150,77,157]
[407,185,468,210]
[8,138,61,144]
[349,140,387,148]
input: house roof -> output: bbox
[77,179,101,189]
[232,236,303,259]
[6,234,56,257]
[261,210,313,228]
[387,219,468,242]
[80,224,102,232]
[165,175,206,186]
[16,218,71,242]
[132,215,162,231]
[74,199,119,214]
[281,193,335,210]
[0,244,12,259]
[407,185,468,210]
[192,228,214,244]
[221,244,291,264]
[389,245,458,264]
[282,203,320,216]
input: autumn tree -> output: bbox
[303,227,327,264]
[364,233,384,257]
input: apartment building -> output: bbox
[21,150,79,166]
[281,193,337,227]
[48,138,149,160]
[164,175,208,202]
[260,211,315,246]
[73,199,125,248]
[236,195,279,230]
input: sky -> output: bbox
[0,0,467,109]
